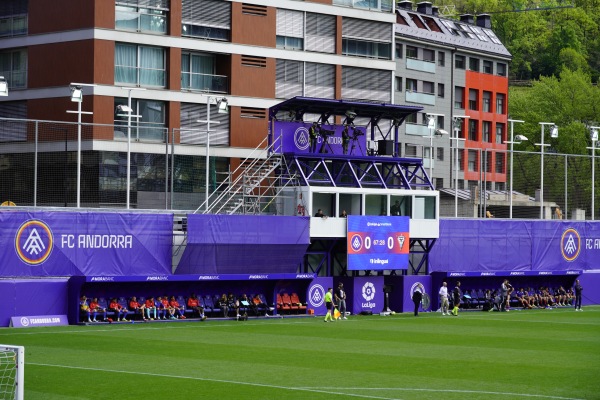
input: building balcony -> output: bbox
[181,72,228,94]
[406,58,436,74]
[405,90,435,106]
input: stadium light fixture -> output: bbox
[535,122,557,219]
[506,119,526,218]
[0,76,8,96]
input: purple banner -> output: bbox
[177,215,310,274]
[401,275,431,313]
[352,276,384,314]
[347,216,409,270]
[272,121,367,156]
[430,220,600,272]
[11,315,68,328]
[0,211,173,277]
[306,277,333,316]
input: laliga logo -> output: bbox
[561,228,581,262]
[294,126,310,151]
[308,284,325,307]
[362,282,375,301]
[15,219,54,265]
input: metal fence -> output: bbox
[1,118,598,219]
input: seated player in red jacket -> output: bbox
[161,295,176,319]
[145,297,157,320]
[109,298,129,322]
[89,297,107,322]
[129,296,147,321]
[169,296,186,319]
[186,294,207,320]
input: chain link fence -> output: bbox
[1,117,598,219]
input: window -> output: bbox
[395,77,402,92]
[458,150,464,171]
[495,153,505,173]
[181,52,227,93]
[495,182,505,191]
[468,119,478,141]
[395,43,403,59]
[182,0,231,41]
[468,150,477,171]
[484,152,492,172]
[497,62,507,76]
[455,55,465,69]
[483,60,493,74]
[423,81,434,94]
[468,57,479,72]
[114,98,166,141]
[180,102,229,146]
[0,1,27,38]
[342,17,392,60]
[405,113,417,124]
[115,43,165,87]
[437,83,444,98]
[438,51,445,66]
[437,147,444,161]
[454,86,464,109]
[305,62,335,98]
[435,178,444,188]
[406,45,418,59]
[406,78,417,92]
[277,9,304,50]
[423,49,435,62]
[341,66,391,102]
[405,144,418,157]
[116,1,168,34]
[468,89,478,111]
[305,13,335,53]
[482,121,491,142]
[496,93,505,114]
[437,116,445,131]
[0,48,27,88]
[276,59,303,98]
[483,91,491,112]
[496,123,504,144]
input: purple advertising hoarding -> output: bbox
[306,277,333,316]
[0,211,173,277]
[352,276,384,314]
[347,216,409,270]
[430,220,600,272]
[272,121,367,156]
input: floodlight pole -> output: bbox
[507,119,525,218]
[451,116,468,217]
[67,82,95,208]
[536,122,556,219]
[197,96,221,212]
[587,126,600,220]
[121,87,145,209]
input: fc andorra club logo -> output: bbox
[560,228,581,262]
[15,219,54,265]
[308,284,325,307]
[293,126,310,151]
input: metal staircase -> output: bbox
[194,135,298,215]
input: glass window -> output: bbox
[497,62,507,76]
[437,147,444,161]
[483,91,491,112]
[482,121,491,142]
[468,89,478,111]
[390,196,411,217]
[468,150,477,171]
[469,57,479,72]
[423,49,435,62]
[496,123,504,144]
[182,0,231,41]
[468,119,478,141]
[455,55,465,69]
[116,5,167,34]
[395,43,403,59]
[395,76,402,91]
[438,51,445,66]
[365,194,388,216]
[114,98,166,142]
[276,36,304,50]
[115,43,165,87]
[406,45,418,59]
[437,83,444,98]
[423,81,434,94]
[496,93,505,114]
[342,39,391,59]
[181,52,225,92]
[495,153,505,173]
[454,86,464,109]
[406,78,417,92]
[483,60,493,74]
[0,48,27,88]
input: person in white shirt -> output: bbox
[439,282,449,315]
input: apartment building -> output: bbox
[394,1,511,193]
[0,0,397,209]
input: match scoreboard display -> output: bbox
[346,216,410,270]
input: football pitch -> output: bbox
[2,307,599,400]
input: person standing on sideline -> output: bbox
[574,279,583,311]
[451,281,462,316]
[324,288,335,322]
[500,279,512,312]
[412,286,423,316]
[335,283,347,320]
[439,282,449,315]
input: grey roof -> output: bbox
[395,10,511,58]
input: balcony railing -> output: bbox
[181,72,228,93]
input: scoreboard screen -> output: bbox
[346,216,410,271]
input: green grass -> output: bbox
[2,307,599,400]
